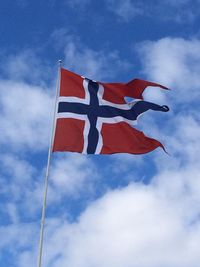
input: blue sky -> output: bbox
[0,0,200,267]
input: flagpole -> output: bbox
[37,60,62,267]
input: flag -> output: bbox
[53,68,169,154]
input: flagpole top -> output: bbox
[58,60,63,68]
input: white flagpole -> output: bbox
[37,60,62,267]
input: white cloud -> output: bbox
[0,48,60,153]
[0,154,35,184]
[0,154,36,201]
[137,38,200,103]
[41,173,200,267]
[0,154,44,221]
[169,115,200,161]
[50,154,99,199]
[0,222,37,251]
[0,79,53,152]
[5,203,20,224]
[142,86,168,105]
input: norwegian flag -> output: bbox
[53,68,169,154]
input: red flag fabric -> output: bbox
[53,68,169,154]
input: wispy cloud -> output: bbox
[65,0,90,8]
[64,42,131,80]
[105,0,200,22]
[51,29,132,80]
[0,222,37,267]
[106,0,142,21]
[0,50,52,86]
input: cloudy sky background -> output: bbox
[0,1,200,267]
